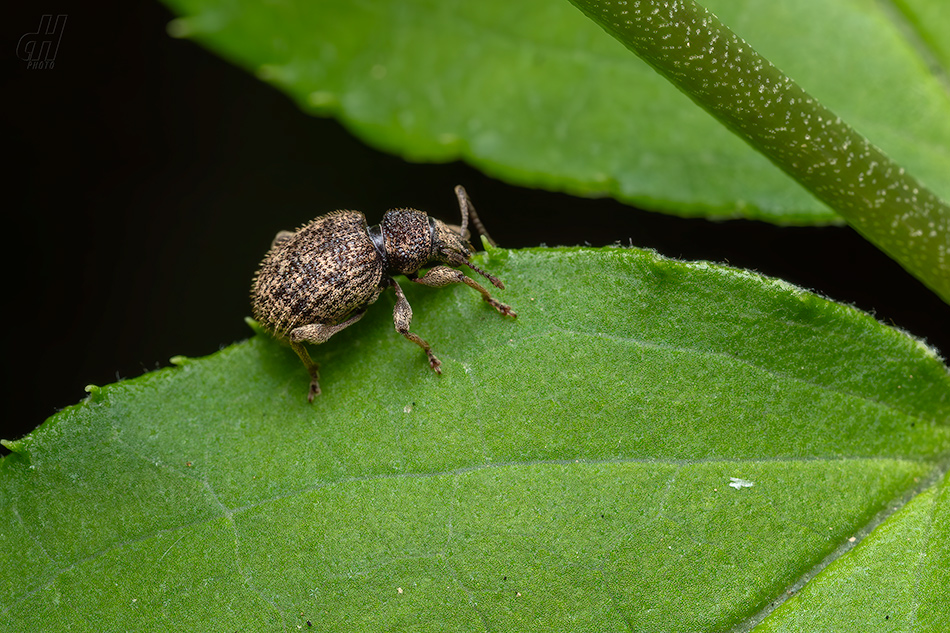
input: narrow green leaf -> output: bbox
[159,0,950,225]
[569,0,950,303]
[2,248,948,630]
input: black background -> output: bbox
[5,3,948,448]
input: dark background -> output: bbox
[5,3,948,448]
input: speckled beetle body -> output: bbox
[251,186,515,402]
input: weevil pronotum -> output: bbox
[251,186,515,401]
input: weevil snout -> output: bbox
[432,221,501,288]
[431,219,474,264]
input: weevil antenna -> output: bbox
[455,185,498,248]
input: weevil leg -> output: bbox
[288,311,366,402]
[287,341,321,402]
[414,266,517,317]
[390,278,442,373]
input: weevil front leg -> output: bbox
[390,278,442,373]
[288,310,366,402]
[413,266,517,317]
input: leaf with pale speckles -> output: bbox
[158,0,950,227]
[2,247,948,630]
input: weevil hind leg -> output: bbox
[288,340,321,402]
[288,310,367,402]
[390,278,442,373]
[414,266,516,317]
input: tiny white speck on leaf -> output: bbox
[729,477,754,489]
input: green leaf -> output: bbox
[159,0,950,225]
[2,248,948,630]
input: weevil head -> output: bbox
[431,218,473,267]
[378,190,505,290]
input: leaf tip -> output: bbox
[245,316,267,335]
[165,18,192,39]
[84,384,104,404]
[1,438,25,456]
[478,236,511,270]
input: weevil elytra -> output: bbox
[251,185,516,402]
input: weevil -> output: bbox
[251,185,516,402]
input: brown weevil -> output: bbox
[251,185,516,402]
